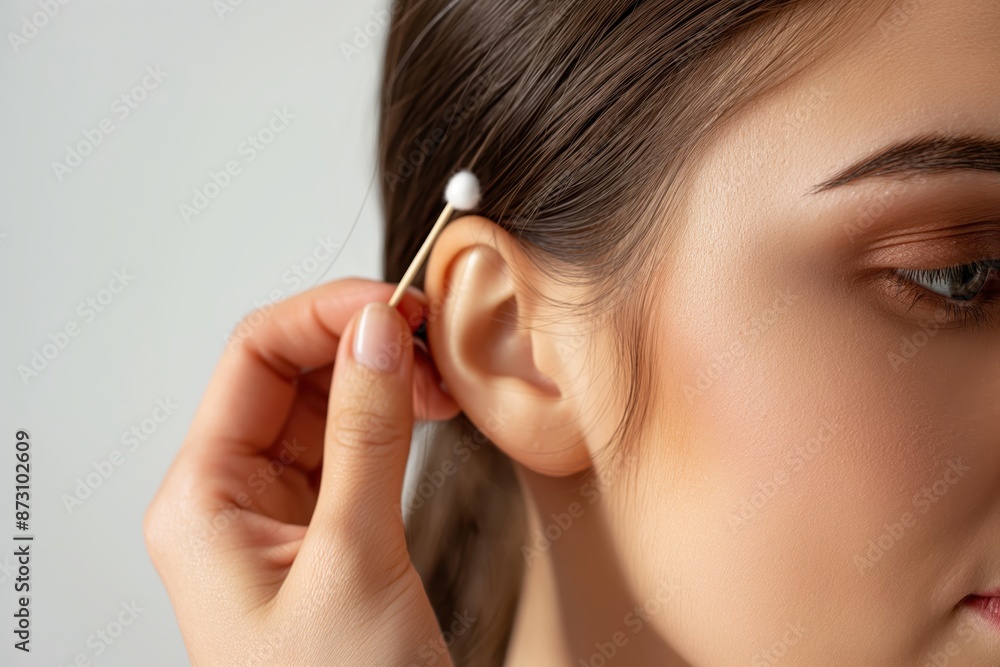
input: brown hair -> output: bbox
[378,1,893,664]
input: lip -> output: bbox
[974,588,1000,598]
[963,593,1000,630]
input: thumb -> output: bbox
[305,301,415,564]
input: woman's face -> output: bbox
[601,0,1000,663]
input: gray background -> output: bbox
[0,1,391,664]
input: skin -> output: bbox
[422,0,998,665]
[149,0,999,665]
[145,282,462,665]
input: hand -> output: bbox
[144,278,460,666]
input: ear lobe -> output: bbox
[423,215,592,477]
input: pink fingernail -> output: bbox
[353,303,404,373]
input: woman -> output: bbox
[145,0,1000,664]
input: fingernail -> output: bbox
[353,302,404,373]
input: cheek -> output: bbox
[620,269,996,662]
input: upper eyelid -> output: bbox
[899,257,1000,274]
[894,260,999,298]
[860,218,1000,254]
[855,224,1000,275]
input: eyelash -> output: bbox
[889,258,1000,329]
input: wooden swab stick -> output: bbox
[388,170,481,308]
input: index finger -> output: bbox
[185,278,427,457]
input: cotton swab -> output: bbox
[388,170,481,308]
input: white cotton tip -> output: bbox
[444,169,481,211]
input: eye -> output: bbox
[896,260,1000,301]
[886,258,1000,328]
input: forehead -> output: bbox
[814,0,1000,144]
[679,0,1000,230]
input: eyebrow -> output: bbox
[810,135,1000,194]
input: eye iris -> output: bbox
[920,265,991,301]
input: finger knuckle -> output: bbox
[329,404,407,449]
[141,498,173,561]
[229,305,275,344]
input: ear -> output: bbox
[423,215,593,477]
